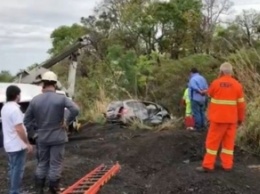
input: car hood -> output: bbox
[0,83,42,103]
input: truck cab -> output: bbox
[0,83,79,147]
[0,83,42,147]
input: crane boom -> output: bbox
[42,41,82,69]
[14,35,92,98]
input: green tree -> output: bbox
[27,63,39,71]
[235,9,260,47]
[0,70,13,82]
[48,23,86,55]
[212,24,246,56]
[153,0,203,58]
[202,0,234,53]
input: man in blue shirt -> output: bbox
[188,68,208,131]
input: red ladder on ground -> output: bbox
[61,163,121,194]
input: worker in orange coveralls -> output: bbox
[196,62,246,172]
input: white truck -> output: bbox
[0,83,80,147]
[0,34,92,147]
[13,34,93,98]
[0,83,42,147]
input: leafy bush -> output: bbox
[148,54,220,115]
[76,84,111,123]
[237,97,260,154]
[229,48,260,154]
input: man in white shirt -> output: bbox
[1,85,33,194]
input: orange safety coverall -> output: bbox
[202,75,246,170]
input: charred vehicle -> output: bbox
[105,99,172,125]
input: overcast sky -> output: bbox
[0,0,260,75]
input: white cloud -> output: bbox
[234,4,260,12]
[0,0,260,75]
[233,0,260,12]
[0,0,101,74]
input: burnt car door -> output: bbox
[144,102,162,122]
[105,101,124,122]
[125,101,149,121]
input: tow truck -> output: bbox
[13,34,93,98]
[0,35,93,146]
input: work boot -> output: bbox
[216,163,232,172]
[35,178,45,194]
[48,179,60,194]
[196,166,213,173]
[222,167,232,172]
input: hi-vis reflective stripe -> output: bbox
[221,149,233,155]
[206,149,217,155]
[211,98,237,105]
[237,97,245,103]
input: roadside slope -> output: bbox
[0,124,260,194]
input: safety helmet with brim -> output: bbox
[41,71,58,82]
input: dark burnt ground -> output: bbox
[1,123,260,194]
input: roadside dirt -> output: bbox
[1,123,260,194]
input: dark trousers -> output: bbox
[36,143,39,164]
[35,143,65,182]
[191,100,206,130]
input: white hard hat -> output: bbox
[41,71,58,82]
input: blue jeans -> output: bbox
[191,100,206,130]
[7,149,26,194]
